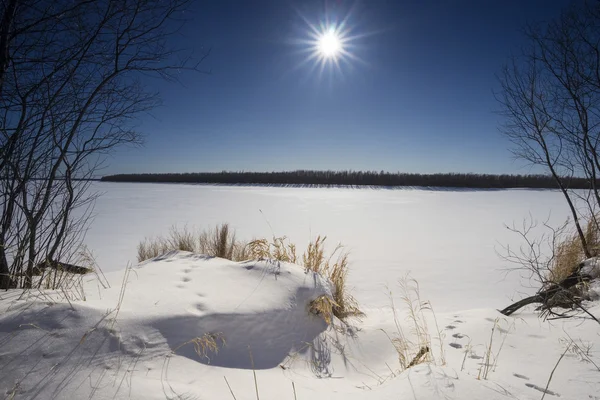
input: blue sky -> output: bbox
[107,0,573,175]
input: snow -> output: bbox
[85,183,572,311]
[1,183,599,399]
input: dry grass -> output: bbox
[245,234,362,322]
[383,276,444,371]
[308,295,337,324]
[199,224,248,261]
[549,217,600,284]
[174,332,226,363]
[137,237,170,262]
[246,236,297,263]
[303,236,328,274]
[301,237,363,322]
[137,224,248,262]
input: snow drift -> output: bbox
[1,251,599,400]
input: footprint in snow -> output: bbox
[449,343,463,349]
[513,373,529,380]
[528,334,545,339]
[452,333,465,339]
[526,383,559,397]
[186,303,207,316]
[181,276,191,283]
[445,325,457,330]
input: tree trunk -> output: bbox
[0,0,18,93]
[0,249,12,289]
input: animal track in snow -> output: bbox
[513,373,529,380]
[449,343,463,349]
[526,383,559,397]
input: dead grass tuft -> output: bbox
[137,224,248,262]
[137,237,170,262]
[327,253,362,320]
[199,224,248,261]
[301,237,363,322]
[168,226,196,253]
[174,332,226,363]
[246,236,297,263]
[384,276,444,371]
[303,236,328,274]
[308,295,337,325]
[549,217,600,284]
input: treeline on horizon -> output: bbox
[100,171,595,189]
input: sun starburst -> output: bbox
[291,8,364,80]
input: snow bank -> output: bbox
[0,252,599,399]
[0,252,331,398]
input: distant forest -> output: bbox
[100,171,595,189]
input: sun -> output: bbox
[317,30,342,59]
[294,18,359,75]
[292,8,370,78]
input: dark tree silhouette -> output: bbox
[101,170,594,189]
[0,0,207,289]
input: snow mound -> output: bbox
[0,252,330,398]
[1,252,598,400]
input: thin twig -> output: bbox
[223,376,237,400]
[541,343,571,400]
[248,346,260,400]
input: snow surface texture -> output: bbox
[1,252,599,399]
[85,183,576,311]
[1,184,599,399]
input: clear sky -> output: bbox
[107,0,574,175]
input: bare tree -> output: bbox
[497,1,600,318]
[497,1,600,259]
[0,0,208,289]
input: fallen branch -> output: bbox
[500,261,592,316]
[34,260,93,275]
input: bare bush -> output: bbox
[499,215,600,321]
